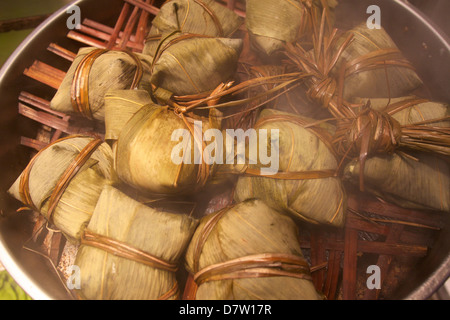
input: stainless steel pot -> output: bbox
[0,0,448,300]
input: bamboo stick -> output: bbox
[20,136,48,151]
[322,232,342,300]
[363,224,404,300]
[346,212,390,236]
[118,5,141,49]
[342,227,358,300]
[67,29,144,51]
[123,0,160,16]
[77,24,143,50]
[107,2,132,49]
[47,43,76,62]
[310,229,326,292]
[18,92,65,117]
[67,30,107,49]
[81,19,133,40]
[18,104,69,133]
[300,239,428,257]
[347,194,443,230]
[23,61,65,89]
[134,0,152,45]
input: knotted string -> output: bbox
[283,7,450,191]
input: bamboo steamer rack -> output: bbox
[12,0,447,300]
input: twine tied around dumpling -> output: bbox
[334,105,402,191]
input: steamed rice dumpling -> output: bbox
[50,47,152,122]
[75,185,198,300]
[143,0,243,56]
[115,103,219,195]
[344,152,450,212]
[331,23,423,101]
[8,136,114,243]
[248,64,332,119]
[343,96,450,212]
[184,199,323,300]
[104,89,153,141]
[233,109,346,227]
[150,34,242,97]
[246,0,337,58]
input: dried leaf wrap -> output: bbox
[150,34,242,97]
[344,152,450,212]
[246,0,337,58]
[246,0,305,57]
[8,136,115,243]
[143,0,243,56]
[50,47,152,122]
[115,103,219,195]
[104,89,153,141]
[331,23,423,101]
[184,199,323,300]
[232,109,346,227]
[75,185,198,300]
[343,97,450,212]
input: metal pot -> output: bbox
[0,0,448,300]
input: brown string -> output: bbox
[81,229,179,273]
[71,48,144,120]
[194,253,312,285]
[335,107,402,191]
[284,8,418,121]
[333,96,450,190]
[170,83,230,191]
[192,206,229,274]
[18,135,100,215]
[336,107,403,157]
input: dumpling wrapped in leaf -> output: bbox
[344,152,450,212]
[143,0,243,56]
[8,136,115,243]
[343,96,450,212]
[50,48,152,122]
[149,33,242,99]
[184,199,323,300]
[115,103,220,195]
[75,185,198,300]
[331,23,423,101]
[232,109,346,227]
[246,0,337,58]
